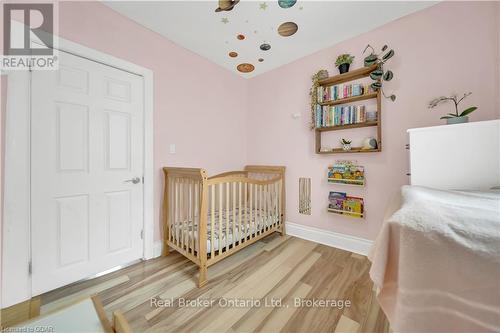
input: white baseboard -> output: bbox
[153,241,163,258]
[286,222,373,256]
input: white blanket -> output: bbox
[369,185,500,333]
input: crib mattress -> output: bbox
[172,207,280,253]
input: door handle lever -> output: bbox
[124,177,141,184]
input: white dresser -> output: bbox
[407,119,500,190]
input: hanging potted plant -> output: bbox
[363,44,396,101]
[428,92,477,125]
[335,54,354,74]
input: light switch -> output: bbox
[169,144,176,154]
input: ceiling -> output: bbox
[103,1,436,78]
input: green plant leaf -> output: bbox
[364,54,378,66]
[459,106,477,117]
[390,94,396,102]
[382,45,388,51]
[383,70,393,81]
[382,49,394,61]
[371,82,382,90]
[447,113,458,116]
[440,116,453,119]
[370,70,383,80]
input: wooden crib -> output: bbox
[162,165,286,287]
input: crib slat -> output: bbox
[186,179,194,254]
[219,183,223,255]
[175,178,180,247]
[225,182,229,253]
[169,177,174,243]
[211,185,215,259]
[279,179,282,227]
[249,183,253,240]
[181,179,185,251]
[275,182,279,227]
[192,181,196,254]
[265,184,268,231]
[259,184,262,235]
[242,182,246,243]
[232,182,236,248]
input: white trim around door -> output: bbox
[2,23,154,308]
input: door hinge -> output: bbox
[140,229,144,240]
[28,261,32,275]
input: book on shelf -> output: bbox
[317,83,372,103]
[328,162,365,186]
[328,191,364,218]
[316,105,369,128]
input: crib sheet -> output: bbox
[172,207,280,252]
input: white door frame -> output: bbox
[2,24,155,307]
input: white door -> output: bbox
[31,51,144,295]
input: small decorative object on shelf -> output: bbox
[340,138,352,151]
[362,137,378,150]
[328,191,364,218]
[363,44,396,101]
[335,54,355,74]
[428,92,477,125]
[328,160,365,186]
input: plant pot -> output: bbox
[446,116,469,125]
[342,144,351,151]
[338,63,350,74]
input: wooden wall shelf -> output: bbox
[319,92,377,107]
[317,64,378,86]
[314,65,382,155]
[318,148,380,154]
[316,121,378,132]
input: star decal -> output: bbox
[221,17,229,24]
[259,2,268,10]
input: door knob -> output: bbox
[124,177,141,184]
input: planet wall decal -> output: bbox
[237,63,255,73]
[260,43,271,51]
[278,22,298,37]
[229,52,238,58]
[278,0,296,8]
[258,58,264,62]
[215,0,240,12]
[237,34,245,40]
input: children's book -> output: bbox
[328,191,346,210]
[328,161,365,186]
[342,196,364,217]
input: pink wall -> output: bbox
[247,1,500,240]
[56,2,248,240]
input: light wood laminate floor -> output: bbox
[40,234,390,333]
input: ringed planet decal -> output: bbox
[215,0,240,12]
[237,34,245,40]
[260,43,271,51]
[278,0,297,8]
[278,22,298,37]
[237,63,255,73]
[229,52,238,58]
